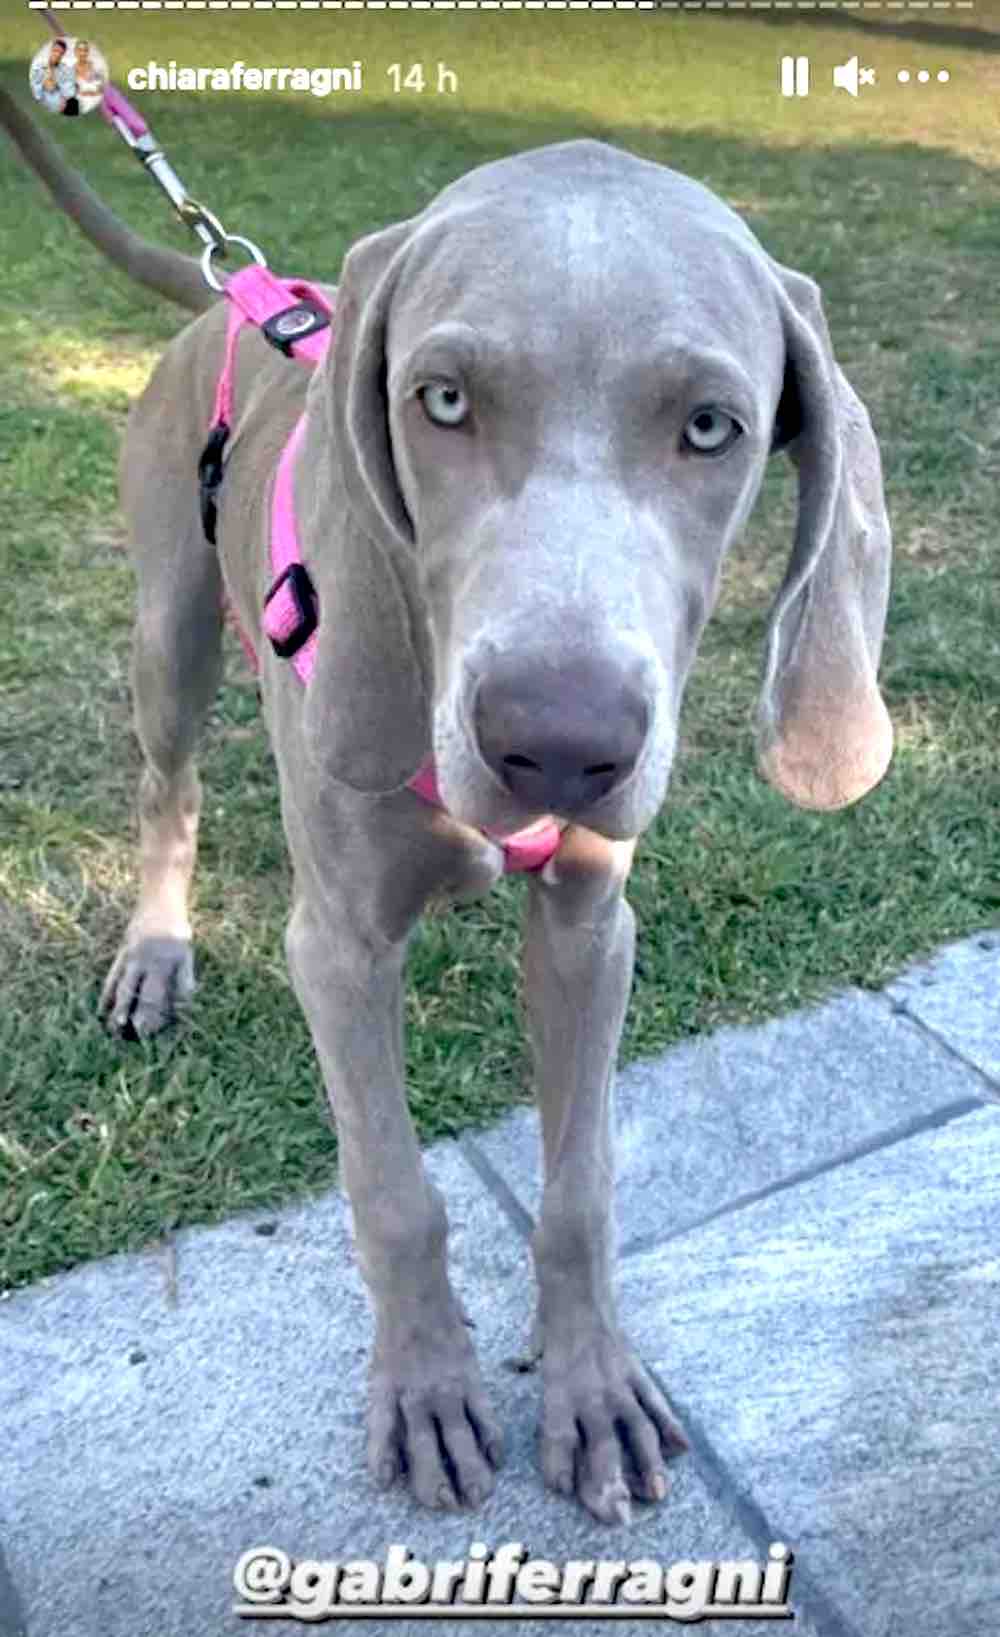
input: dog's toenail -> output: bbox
[437,1483,454,1507]
[649,1472,667,1501]
[377,1460,396,1487]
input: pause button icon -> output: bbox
[780,56,810,98]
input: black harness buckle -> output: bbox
[263,561,319,659]
[197,420,230,544]
[260,301,330,357]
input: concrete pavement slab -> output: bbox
[0,1141,822,1637]
[886,933,1000,1093]
[622,1101,1000,1637]
[467,985,987,1243]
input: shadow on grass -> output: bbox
[742,12,1000,55]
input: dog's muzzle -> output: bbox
[473,651,651,818]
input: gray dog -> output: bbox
[4,96,892,1524]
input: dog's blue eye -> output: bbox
[420,382,469,427]
[683,407,742,454]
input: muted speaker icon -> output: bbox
[833,56,876,96]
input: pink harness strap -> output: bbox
[264,415,318,685]
[212,265,561,875]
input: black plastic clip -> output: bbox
[197,421,230,545]
[260,301,330,357]
[263,562,319,659]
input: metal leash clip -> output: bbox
[176,194,268,292]
[102,88,268,289]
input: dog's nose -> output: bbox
[474,653,649,815]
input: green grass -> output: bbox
[2,11,999,1289]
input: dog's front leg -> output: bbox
[524,825,688,1524]
[283,790,504,1512]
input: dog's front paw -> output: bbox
[99,935,195,1038]
[367,1327,503,1511]
[539,1326,688,1524]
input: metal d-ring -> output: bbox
[200,234,269,293]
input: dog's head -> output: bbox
[304,140,892,838]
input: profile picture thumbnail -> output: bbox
[28,36,109,118]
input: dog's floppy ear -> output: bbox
[328,219,417,550]
[302,217,434,794]
[756,263,893,811]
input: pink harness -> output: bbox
[205,266,561,875]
